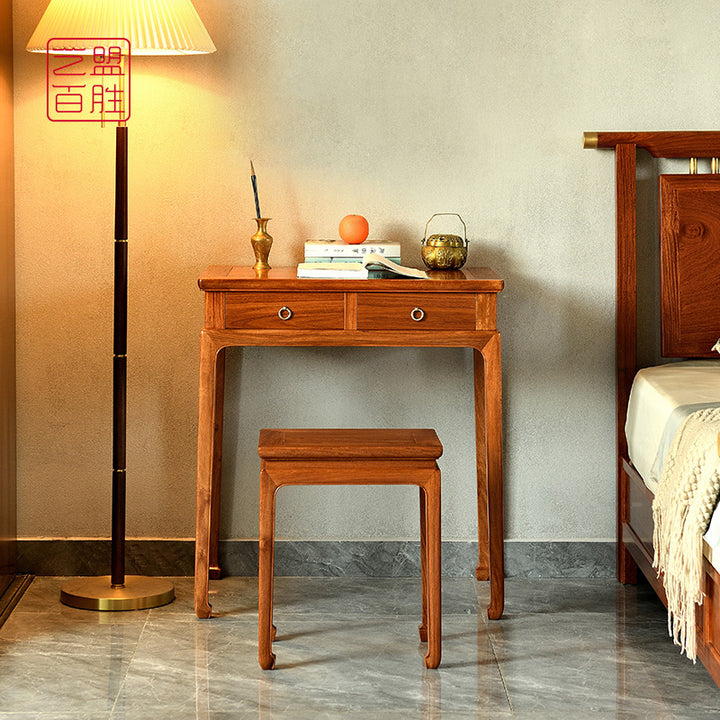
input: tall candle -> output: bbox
[250,160,261,219]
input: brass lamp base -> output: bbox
[60,575,175,611]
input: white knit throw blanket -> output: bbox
[652,406,720,661]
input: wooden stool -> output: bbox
[258,428,443,670]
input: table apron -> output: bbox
[199,328,499,352]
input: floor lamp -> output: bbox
[26,0,215,611]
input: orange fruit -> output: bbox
[338,214,369,245]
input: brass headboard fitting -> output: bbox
[582,132,598,149]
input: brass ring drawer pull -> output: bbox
[278,306,293,321]
[410,307,425,322]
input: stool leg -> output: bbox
[418,487,428,643]
[423,470,442,669]
[259,467,277,670]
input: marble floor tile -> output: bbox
[0,576,719,719]
[485,579,720,720]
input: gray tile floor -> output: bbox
[0,576,719,719]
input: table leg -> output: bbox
[473,349,489,582]
[195,331,220,618]
[209,348,226,580]
[481,335,504,620]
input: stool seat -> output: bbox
[258,428,443,670]
[258,428,444,459]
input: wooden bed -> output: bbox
[584,131,720,686]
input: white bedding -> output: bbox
[625,360,720,571]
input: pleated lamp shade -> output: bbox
[26,0,216,55]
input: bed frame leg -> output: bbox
[618,541,638,585]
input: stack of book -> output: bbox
[303,239,402,264]
[297,252,428,280]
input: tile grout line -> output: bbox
[487,630,515,717]
[481,598,515,717]
[108,611,151,719]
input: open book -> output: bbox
[297,253,429,279]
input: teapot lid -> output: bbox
[425,233,466,247]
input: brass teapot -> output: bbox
[421,213,468,270]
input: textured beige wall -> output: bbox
[12,0,720,542]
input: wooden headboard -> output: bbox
[583,131,720,435]
[659,174,720,357]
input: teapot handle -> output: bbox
[423,213,468,245]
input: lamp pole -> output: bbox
[112,123,128,587]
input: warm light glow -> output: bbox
[26,0,216,55]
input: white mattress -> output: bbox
[625,360,720,570]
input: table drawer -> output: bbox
[226,292,345,329]
[356,292,477,330]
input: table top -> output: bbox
[199,266,504,293]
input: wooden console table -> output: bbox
[194,266,505,620]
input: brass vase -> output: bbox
[251,217,273,271]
